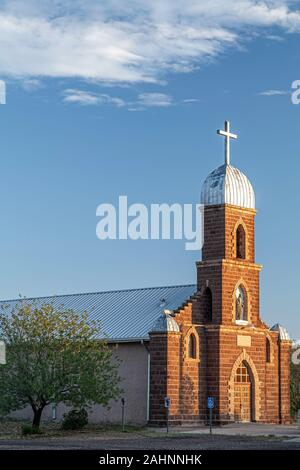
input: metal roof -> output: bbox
[201,164,255,209]
[0,285,196,342]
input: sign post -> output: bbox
[52,403,57,421]
[121,398,125,432]
[207,396,214,435]
[164,397,171,433]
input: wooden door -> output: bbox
[234,362,252,422]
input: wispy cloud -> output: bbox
[182,98,201,103]
[0,1,300,85]
[136,93,173,107]
[265,34,285,42]
[62,89,201,110]
[21,78,43,92]
[63,89,125,107]
[63,89,174,110]
[64,90,100,106]
[259,89,289,96]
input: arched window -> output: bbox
[236,224,246,259]
[266,338,271,363]
[204,287,213,322]
[235,285,248,322]
[188,333,197,359]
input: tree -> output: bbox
[0,300,121,428]
[291,347,300,419]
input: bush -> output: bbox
[21,424,42,435]
[61,408,88,430]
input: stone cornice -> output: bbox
[196,259,263,271]
[192,324,273,336]
[203,203,257,215]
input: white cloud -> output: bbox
[2,1,297,85]
[63,90,100,106]
[259,89,289,96]
[63,89,125,107]
[21,78,43,92]
[182,98,201,103]
[265,34,285,42]
[136,93,172,107]
[63,89,173,109]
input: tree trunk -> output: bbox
[32,407,44,429]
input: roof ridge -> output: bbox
[0,283,197,303]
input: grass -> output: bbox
[0,418,147,439]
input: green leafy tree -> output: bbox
[291,347,300,419]
[0,300,121,428]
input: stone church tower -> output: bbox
[149,121,291,425]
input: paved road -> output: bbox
[0,434,300,450]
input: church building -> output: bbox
[3,121,291,425]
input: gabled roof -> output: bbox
[0,285,196,342]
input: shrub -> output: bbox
[61,408,88,430]
[21,424,42,435]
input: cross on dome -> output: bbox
[217,120,237,165]
[201,121,255,209]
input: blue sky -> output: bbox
[0,1,300,338]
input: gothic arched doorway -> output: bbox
[234,361,254,422]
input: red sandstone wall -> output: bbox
[279,341,291,424]
[202,205,255,263]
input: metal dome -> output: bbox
[201,163,255,210]
[150,309,180,333]
[270,323,290,341]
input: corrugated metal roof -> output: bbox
[201,164,255,209]
[0,285,196,342]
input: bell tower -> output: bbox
[197,121,261,327]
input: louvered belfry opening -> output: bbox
[236,224,246,259]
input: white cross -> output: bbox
[217,120,237,165]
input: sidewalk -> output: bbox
[149,422,300,437]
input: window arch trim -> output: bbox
[233,218,248,261]
[228,350,261,422]
[265,333,274,364]
[185,328,200,362]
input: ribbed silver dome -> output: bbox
[201,164,255,210]
[270,323,290,341]
[150,309,180,333]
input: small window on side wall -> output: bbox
[204,287,213,323]
[188,333,197,359]
[236,224,246,259]
[266,338,271,363]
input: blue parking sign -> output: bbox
[207,396,214,409]
[164,397,171,408]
